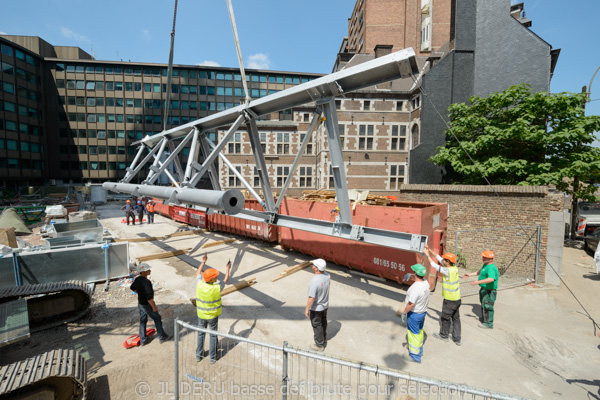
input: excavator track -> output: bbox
[0,349,86,400]
[0,281,93,333]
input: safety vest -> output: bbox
[442,265,461,301]
[196,281,222,319]
[146,203,154,213]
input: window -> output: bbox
[1,62,13,75]
[396,101,404,111]
[363,100,370,110]
[335,100,341,110]
[3,82,14,94]
[300,133,313,154]
[228,132,242,154]
[7,139,18,150]
[228,166,242,187]
[276,166,289,187]
[106,82,114,91]
[359,125,374,150]
[277,132,290,154]
[390,125,407,150]
[1,44,12,57]
[87,97,96,107]
[299,166,313,187]
[389,164,406,190]
[411,95,421,110]
[411,124,420,148]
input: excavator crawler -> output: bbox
[0,281,92,399]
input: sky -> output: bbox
[0,0,599,118]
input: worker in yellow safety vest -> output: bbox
[195,252,231,363]
[424,245,462,346]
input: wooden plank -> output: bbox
[201,238,237,249]
[190,277,257,306]
[166,230,206,238]
[136,249,189,262]
[271,261,312,282]
[0,227,18,248]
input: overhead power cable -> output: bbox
[412,74,600,336]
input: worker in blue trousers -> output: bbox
[400,264,430,363]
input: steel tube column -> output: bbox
[145,138,169,183]
[322,98,352,225]
[247,117,275,212]
[200,135,222,190]
[103,182,244,215]
[183,128,200,183]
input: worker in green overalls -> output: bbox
[463,251,498,329]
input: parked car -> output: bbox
[584,227,600,252]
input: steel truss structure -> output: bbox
[103,48,428,253]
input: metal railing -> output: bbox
[174,319,528,400]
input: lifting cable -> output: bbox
[163,0,179,133]
[411,74,600,336]
[226,0,251,105]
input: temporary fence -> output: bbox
[454,225,541,295]
[174,319,528,400]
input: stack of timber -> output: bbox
[300,189,392,206]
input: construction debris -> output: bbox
[271,261,312,282]
[201,238,237,249]
[300,189,393,206]
[135,249,190,262]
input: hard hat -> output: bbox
[127,200,131,203]
[203,268,219,282]
[137,262,152,273]
[312,258,326,271]
[410,263,427,277]
[481,250,495,259]
[442,253,457,264]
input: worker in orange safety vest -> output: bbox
[146,200,156,224]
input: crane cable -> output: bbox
[163,0,178,132]
[226,0,251,105]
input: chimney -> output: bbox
[374,44,394,58]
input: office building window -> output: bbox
[389,164,405,190]
[390,125,407,150]
[359,124,374,150]
[276,166,289,187]
[299,166,313,187]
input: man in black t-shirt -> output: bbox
[130,262,170,345]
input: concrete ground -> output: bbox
[4,202,600,399]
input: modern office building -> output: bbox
[0,34,321,189]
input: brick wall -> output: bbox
[397,184,564,284]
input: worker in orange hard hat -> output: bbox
[424,245,462,346]
[463,250,499,329]
[195,252,231,363]
[121,199,136,225]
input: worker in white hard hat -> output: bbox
[130,263,170,345]
[305,258,330,352]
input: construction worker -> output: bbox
[130,263,170,345]
[134,200,144,224]
[400,264,430,363]
[305,259,330,352]
[463,250,499,329]
[196,252,231,363]
[121,199,135,225]
[424,245,462,346]
[146,200,155,224]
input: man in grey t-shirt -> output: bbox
[305,258,330,351]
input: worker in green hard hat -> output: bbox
[399,263,431,363]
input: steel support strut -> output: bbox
[121,144,163,183]
[246,115,276,212]
[322,98,352,225]
[188,114,245,188]
[200,134,222,191]
[146,130,194,185]
[123,145,146,182]
[145,137,169,183]
[183,128,200,184]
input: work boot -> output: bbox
[478,323,493,329]
[432,332,448,342]
[310,344,325,352]
[454,340,462,346]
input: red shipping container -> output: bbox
[208,199,277,242]
[278,198,448,290]
[172,206,189,223]
[188,208,207,228]
[151,198,171,217]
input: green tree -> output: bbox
[430,84,600,237]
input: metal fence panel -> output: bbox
[175,320,528,400]
[0,242,129,288]
[455,226,540,294]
